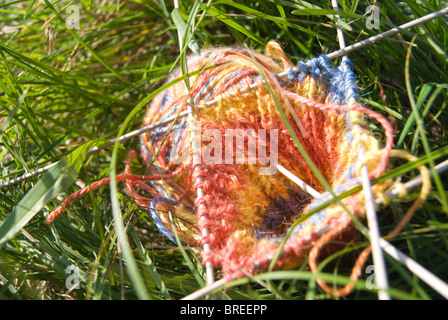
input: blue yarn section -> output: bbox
[150,197,179,243]
[289,209,328,238]
[149,197,195,244]
[194,73,217,103]
[286,55,358,105]
[149,121,184,143]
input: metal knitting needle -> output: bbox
[2,8,447,190]
[326,6,448,61]
[0,109,191,190]
[276,6,448,78]
[173,0,215,289]
[276,164,321,198]
[379,238,448,299]
[331,0,390,300]
[382,158,448,200]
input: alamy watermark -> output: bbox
[65,264,81,290]
[365,264,378,290]
[65,5,80,29]
[365,4,381,30]
[169,121,279,175]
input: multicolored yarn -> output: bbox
[47,41,431,296]
[138,42,395,279]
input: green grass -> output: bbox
[0,0,447,300]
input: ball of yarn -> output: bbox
[138,41,394,281]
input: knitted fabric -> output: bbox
[137,42,394,281]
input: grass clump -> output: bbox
[0,0,447,300]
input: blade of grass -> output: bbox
[109,150,151,300]
[0,140,100,248]
[206,6,265,45]
[404,35,448,215]
[168,212,206,288]
[130,230,172,300]
[42,0,125,83]
[218,0,330,39]
[397,82,435,148]
[0,42,127,106]
[171,7,200,55]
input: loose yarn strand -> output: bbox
[46,151,188,223]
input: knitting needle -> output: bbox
[2,8,447,190]
[276,6,448,78]
[276,164,321,198]
[173,0,215,289]
[0,109,192,190]
[379,238,448,299]
[331,0,390,300]
[326,6,448,61]
[381,158,448,201]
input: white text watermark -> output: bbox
[169,122,278,175]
